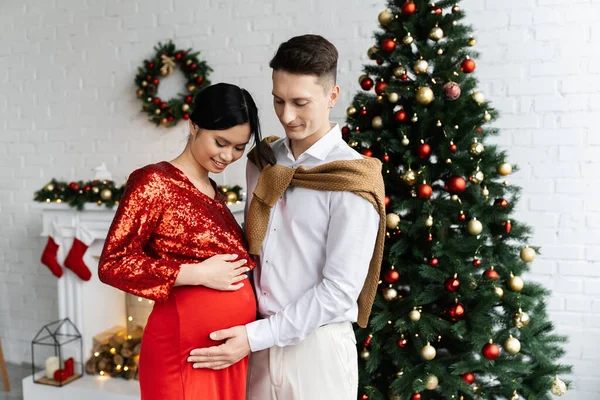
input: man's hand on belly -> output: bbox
[187,326,251,370]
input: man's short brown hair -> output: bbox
[269,34,338,87]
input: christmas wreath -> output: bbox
[135,41,212,127]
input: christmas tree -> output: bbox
[345,2,571,399]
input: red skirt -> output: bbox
[138,284,256,400]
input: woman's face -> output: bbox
[188,121,251,174]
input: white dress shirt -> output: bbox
[244,123,380,352]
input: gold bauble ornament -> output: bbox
[401,135,410,146]
[378,10,393,26]
[513,309,530,328]
[154,109,161,115]
[92,187,99,194]
[551,376,567,396]
[511,391,520,400]
[187,84,196,92]
[186,59,192,65]
[360,348,371,360]
[346,106,357,116]
[494,286,504,298]
[226,192,238,203]
[160,118,169,126]
[425,375,439,390]
[402,169,418,186]
[437,48,444,55]
[411,113,419,123]
[484,110,491,121]
[45,183,55,191]
[160,68,168,77]
[402,34,414,45]
[470,169,484,184]
[469,141,485,156]
[520,247,536,262]
[416,87,434,105]
[467,218,483,235]
[141,80,148,87]
[468,37,477,46]
[414,59,429,74]
[367,46,379,60]
[508,274,524,292]
[497,163,513,176]
[100,188,113,201]
[388,92,399,103]
[504,335,521,355]
[429,26,444,41]
[425,215,434,227]
[136,89,144,97]
[383,287,398,301]
[372,116,383,129]
[421,343,436,360]
[182,103,190,112]
[481,186,490,197]
[393,66,406,77]
[386,213,401,229]
[147,97,153,102]
[409,308,421,321]
[472,91,485,104]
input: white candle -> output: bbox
[45,356,60,379]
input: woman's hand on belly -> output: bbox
[175,254,250,290]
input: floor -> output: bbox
[1,363,30,400]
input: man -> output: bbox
[187,34,385,399]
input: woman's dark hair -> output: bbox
[190,83,275,165]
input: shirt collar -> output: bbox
[282,123,342,162]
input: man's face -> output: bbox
[272,70,339,146]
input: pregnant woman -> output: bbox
[98,83,273,399]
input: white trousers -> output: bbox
[246,321,358,400]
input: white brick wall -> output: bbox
[0,0,598,397]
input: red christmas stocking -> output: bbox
[64,224,93,281]
[40,222,63,278]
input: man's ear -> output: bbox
[328,84,340,108]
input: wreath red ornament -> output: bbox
[135,41,212,127]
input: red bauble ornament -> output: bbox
[446,302,465,321]
[482,342,500,360]
[411,393,422,400]
[483,268,499,280]
[401,74,408,81]
[444,276,461,292]
[360,77,375,91]
[383,153,390,162]
[449,142,457,152]
[495,198,509,208]
[431,5,442,15]
[445,176,467,194]
[428,257,439,267]
[160,101,167,109]
[417,183,433,199]
[502,220,512,234]
[427,233,433,242]
[185,95,192,103]
[376,59,384,65]
[146,75,152,81]
[167,116,174,122]
[443,81,461,100]
[458,211,467,221]
[147,62,154,68]
[360,395,369,400]
[175,53,183,60]
[461,58,476,73]
[190,63,197,71]
[418,143,431,159]
[375,81,388,95]
[384,269,400,283]
[84,185,91,192]
[385,196,391,207]
[341,126,350,136]
[395,110,408,122]
[397,336,408,348]
[196,76,203,84]
[473,258,481,267]
[152,78,159,85]
[183,113,189,120]
[381,38,396,53]
[152,97,161,105]
[360,108,368,116]
[461,372,475,384]
[364,335,373,347]
[402,1,417,15]
[362,149,373,157]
